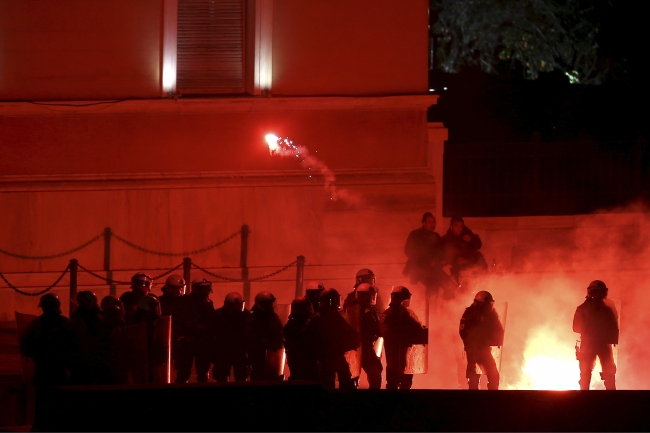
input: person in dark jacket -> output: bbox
[459,290,504,390]
[441,216,487,284]
[20,294,74,386]
[211,292,251,382]
[380,286,427,389]
[174,278,215,383]
[573,280,619,390]
[248,291,284,381]
[403,212,458,298]
[283,297,318,381]
[304,288,358,389]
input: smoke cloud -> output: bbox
[266,135,361,206]
[416,201,650,390]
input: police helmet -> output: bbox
[356,283,378,306]
[38,293,61,313]
[289,297,313,318]
[76,290,98,310]
[137,294,161,315]
[587,280,608,299]
[254,291,276,311]
[355,269,376,287]
[320,288,342,312]
[131,272,153,291]
[224,292,245,311]
[474,290,494,303]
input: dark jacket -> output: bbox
[403,227,444,276]
[573,298,619,345]
[176,293,214,341]
[441,226,483,268]
[304,310,358,360]
[459,304,504,349]
[212,307,251,353]
[248,306,284,352]
[380,304,427,368]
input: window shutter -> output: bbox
[177,0,245,94]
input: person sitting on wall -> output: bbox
[441,216,487,285]
[403,212,459,299]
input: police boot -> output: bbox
[578,373,591,390]
[600,373,616,390]
[467,374,480,390]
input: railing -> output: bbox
[0,224,306,306]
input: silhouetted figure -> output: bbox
[120,272,153,324]
[159,274,186,317]
[441,216,487,285]
[100,295,125,328]
[403,212,458,298]
[133,294,163,383]
[175,278,215,383]
[459,290,504,390]
[248,291,284,381]
[20,294,74,386]
[69,291,111,385]
[380,287,427,390]
[284,297,318,381]
[573,280,619,390]
[304,288,358,390]
[211,292,251,382]
[158,275,185,371]
[355,283,383,389]
[305,281,325,314]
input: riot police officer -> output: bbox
[20,294,74,386]
[356,283,383,389]
[248,291,284,381]
[459,290,504,390]
[120,272,153,324]
[175,278,215,383]
[304,288,358,389]
[284,297,318,381]
[211,292,251,382]
[573,280,619,390]
[380,286,427,390]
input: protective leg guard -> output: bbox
[467,373,480,390]
[600,373,616,390]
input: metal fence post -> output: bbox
[69,258,78,315]
[103,227,116,296]
[295,255,305,298]
[240,224,250,305]
[183,257,192,296]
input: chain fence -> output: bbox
[113,230,241,257]
[0,234,102,260]
[0,266,70,297]
[191,260,298,283]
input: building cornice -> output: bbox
[0,167,435,192]
[0,94,439,116]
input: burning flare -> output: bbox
[264,134,360,205]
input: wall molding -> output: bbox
[0,94,439,117]
[0,167,435,192]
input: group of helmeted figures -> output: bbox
[18,211,620,391]
[403,212,621,391]
[18,269,431,390]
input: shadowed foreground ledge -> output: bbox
[28,382,650,432]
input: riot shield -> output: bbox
[404,299,429,374]
[113,321,148,384]
[477,301,508,377]
[267,304,291,380]
[342,304,362,380]
[597,298,621,373]
[152,316,172,384]
[15,312,37,384]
